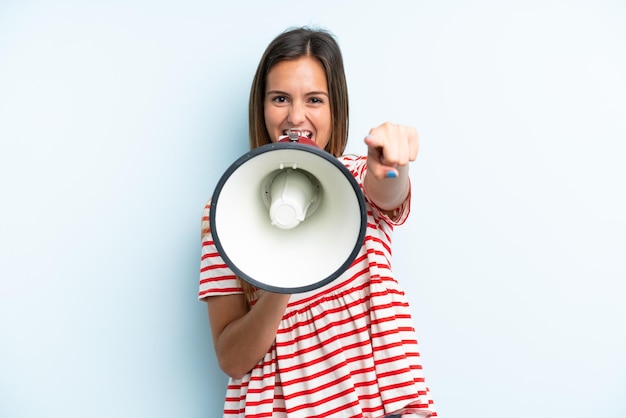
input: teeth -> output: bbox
[284,130,313,139]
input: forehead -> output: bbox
[266,57,328,91]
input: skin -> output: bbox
[207,56,419,379]
[264,57,332,149]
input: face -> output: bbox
[264,56,332,150]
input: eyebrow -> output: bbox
[266,90,329,97]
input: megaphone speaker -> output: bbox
[209,137,367,294]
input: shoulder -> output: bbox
[338,154,367,179]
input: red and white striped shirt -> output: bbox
[199,155,436,418]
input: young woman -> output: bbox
[199,27,437,418]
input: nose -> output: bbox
[287,101,306,126]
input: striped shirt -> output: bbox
[199,155,436,417]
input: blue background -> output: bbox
[1,1,625,417]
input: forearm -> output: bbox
[212,292,291,379]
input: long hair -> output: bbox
[248,27,349,157]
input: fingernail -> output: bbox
[386,170,397,178]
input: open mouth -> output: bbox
[283,129,313,140]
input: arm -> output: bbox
[207,290,291,379]
[363,122,419,211]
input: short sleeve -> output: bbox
[198,201,243,300]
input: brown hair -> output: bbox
[248,27,349,157]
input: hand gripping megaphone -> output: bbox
[209,130,367,293]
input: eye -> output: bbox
[308,97,324,104]
[271,95,289,104]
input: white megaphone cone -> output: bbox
[209,131,367,293]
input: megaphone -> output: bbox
[209,132,367,294]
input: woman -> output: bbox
[199,27,436,417]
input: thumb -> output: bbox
[365,135,398,179]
